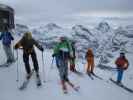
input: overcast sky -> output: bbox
[0,0,133,26]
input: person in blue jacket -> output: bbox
[0,26,15,63]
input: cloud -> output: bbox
[0,0,133,26]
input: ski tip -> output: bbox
[74,86,80,92]
[43,80,46,83]
[19,87,24,90]
[37,83,42,87]
[16,80,19,82]
[63,90,68,94]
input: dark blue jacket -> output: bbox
[0,32,14,45]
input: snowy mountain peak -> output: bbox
[16,24,29,30]
[15,24,29,36]
[96,22,111,33]
[44,23,62,31]
[115,26,127,35]
[72,25,93,36]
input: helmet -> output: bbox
[120,52,125,56]
[24,32,32,39]
[60,36,67,41]
[71,41,76,44]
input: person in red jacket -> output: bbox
[115,52,129,84]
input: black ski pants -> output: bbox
[23,51,39,74]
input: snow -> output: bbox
[0,21,133,100]
[0,41,133,100]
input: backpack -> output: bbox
[2,32,12,45]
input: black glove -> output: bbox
[52,54,56,57]
[40,47,44,52]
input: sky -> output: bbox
[0,0,133,27]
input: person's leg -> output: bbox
[31,51,39,75]
[61,79,67,91]
[70,58,76,72]
[55,56,60,68]
[3,45,10,62]
[23,53,31,76]
[57,58,67,91]
[7,45,15,62]
[117,68,124,83]
[3,44,15,63]
[90,59,95,73]
[87,61,91,74]
[64,59,74,87]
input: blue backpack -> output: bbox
[2,32,12,45]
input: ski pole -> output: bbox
[12,40,15,60]
[50,57,54,69]
[16,50,19,82]
[42,51,45,82]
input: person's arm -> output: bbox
[125,59,129,67]
[9,32,14,40]
[0,33,4,40]
[14,39,22,49]
[52,43,60,57]
[33,39,44,51]
[115,58,118,65]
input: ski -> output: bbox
[72,86,80,92]
[87,73,94,80]
[62,85,80,94]
[0,62,14,67]
[0,59,17,67]
[62,89,68,94]
[19,69,34,90]
[110,78,133,93]
[91,73,103,80]
[0,63,10,67]
[72,70,84,76]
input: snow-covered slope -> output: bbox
[0,46,133,100]
[1,21,133,99]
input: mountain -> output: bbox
[31,23,72,48]
[44,23,62,31]
[15,24,29,36]
[14,22,133,64]
[96,21,111,33]
[72,25,99,58]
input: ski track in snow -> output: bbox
[0,44,133,100]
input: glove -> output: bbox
[40,47,44,52]
[14,45,19,50]
[52,54,56,57]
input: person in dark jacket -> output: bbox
[0,26,15,63]
[115,52,129,84]
[14,32,44,78]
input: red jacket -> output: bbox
[115,57,129,70]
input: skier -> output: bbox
[14,32,44,83]
[85,48,95,75]
[69,41,77,72]
[115,52,129,84]
[0,26,15,64]
[52,37,78,93]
